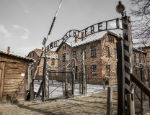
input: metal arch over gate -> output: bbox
[46,18,123,51]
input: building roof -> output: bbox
[133,38,150,48]
[34,48,42,57]
[29,48,58,58]
[133,48,147,54]
[56,30,120,52]
[0,50,34,62]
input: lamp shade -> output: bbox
[116,1,125,14]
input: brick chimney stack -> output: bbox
[75,36,78,43]
[7,46,10,54]
[81,32,85,40]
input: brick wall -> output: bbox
[27,49,58,79]
[57,43,72,71]
[57,32,118,84]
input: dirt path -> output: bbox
[0,88,117,115]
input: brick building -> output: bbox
[56,31,119,84]
[142,46,150,68]
[132,47,150,113]
[27,49,58,79]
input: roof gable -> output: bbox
[56,42,72,52]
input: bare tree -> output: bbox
[130,0,150,46]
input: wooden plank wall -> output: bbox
[0,55,28,102]
[0,62,5,101]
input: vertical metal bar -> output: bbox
[82,50,86,95]
[72,70,75,95]
[42,56,46,102]
[140,67,143,115]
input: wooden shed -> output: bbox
[0,51,33,102]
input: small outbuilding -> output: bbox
[0,50,33,102]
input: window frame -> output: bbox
[51,58,55,65]
[106,65,110,76]
[106,46,110,57]
[91,64,97,75]
[91,46,96,57]
[63,53,66,62]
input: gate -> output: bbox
[48,71,73,99]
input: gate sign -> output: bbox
[46,18,122,50]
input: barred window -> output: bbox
[114,48,117,59]
[73,51,77,60]
[63,53,66,62]
[91,64,97,75]
[51,58,55,65]
[108,35,114,43]
[134,53,136,64]
[63,45,66,50]
[106,65,110,76]
[91,46,96,57]
[106,46,110,57]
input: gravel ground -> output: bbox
[0,87,118,115]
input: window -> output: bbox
[63,53,66,62]
[106,46,110,57]
[106,65,110,76]
[134,53,136,64]
[73,51,77,60]
[108,35,114,43]
[91,64,97,75]
[91,46,96,57]
[75,66,78,72]
[63,45,66,50]
[51,58,55,65]
[114,48,117,58]
[32,53,34,57]
[139,54,141,63]
[143,55,145,63]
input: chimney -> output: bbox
[7,46,10,54]
[75,36,78,43]
[81,32,85,40]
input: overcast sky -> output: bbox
[0,0,130,56]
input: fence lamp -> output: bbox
[116,1,125,16]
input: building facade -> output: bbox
[142,46,150,68]
[132,48,150,113]
[56,31,118,84]
[27,49,58,79]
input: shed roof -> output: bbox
[0,50,34,62]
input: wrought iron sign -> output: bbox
[46,18,122,50]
